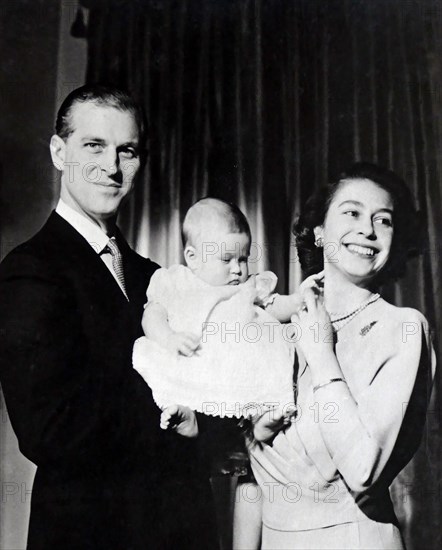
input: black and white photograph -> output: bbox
[0,1,440,549]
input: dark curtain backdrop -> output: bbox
[82,0,441,548]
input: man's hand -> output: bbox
[166,331,200,356]
[253,406,294,443]
[160,404,199,438]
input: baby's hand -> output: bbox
[166,331,200,356]
[252,406,295,443]
[160,404,198,438]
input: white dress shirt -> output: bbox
[55,199,127,296]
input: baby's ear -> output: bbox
[184,245,197,269]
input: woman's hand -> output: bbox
[252,406,294,443]
[291,286,334,367]
[299,270,324,296]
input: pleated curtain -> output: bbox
[83,1,441,548]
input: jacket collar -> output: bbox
[47,211,137,306]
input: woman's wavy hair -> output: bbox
[293,162,424,284]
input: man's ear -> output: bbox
[50,135,66,172]
[184,245,198,270]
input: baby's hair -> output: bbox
[182,198,251,248]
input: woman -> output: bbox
[250,163,436,549]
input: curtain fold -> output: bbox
[84,1,441,547]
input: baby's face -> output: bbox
[191,231,250,286]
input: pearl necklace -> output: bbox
[329,293,380,332]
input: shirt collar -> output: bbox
[55,199,110,254]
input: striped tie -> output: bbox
[106,237,128,300]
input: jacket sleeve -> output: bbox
[0,251,162,471]
[195,412,245,469]
[316,312,435,493]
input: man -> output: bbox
[0,85,220,549]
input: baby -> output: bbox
[133,198,305,419]
[133,198,318,550]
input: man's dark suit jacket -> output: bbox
[0,212,220,549]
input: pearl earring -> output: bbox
[315,236,324,248]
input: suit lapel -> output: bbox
[46,212,132,308]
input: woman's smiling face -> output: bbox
[317,178,394,285]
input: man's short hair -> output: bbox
[55,84,146,141]
[182,197,252,249]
